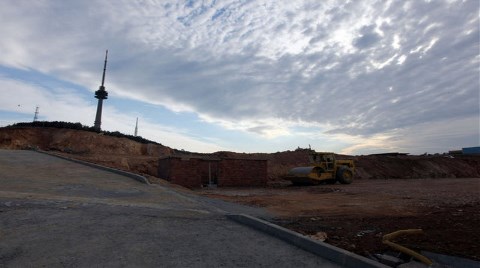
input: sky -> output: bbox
[0,0,478,155]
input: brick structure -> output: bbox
[158,155,267,188]
[218,158,267,187]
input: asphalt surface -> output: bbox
[0,149,340,267]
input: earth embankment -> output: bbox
[1,127,479,181]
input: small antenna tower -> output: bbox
[134,117,138,136]
[33,106,39,122]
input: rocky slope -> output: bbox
[0,127,173,177]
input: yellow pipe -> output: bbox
[382,229,433,266]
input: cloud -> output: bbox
[340,115,480,155]
[0,75,93,120]
[353,25,382,49]
[0,0,478,154]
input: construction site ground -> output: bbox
[198,178,480,261]
[0,150,339,267]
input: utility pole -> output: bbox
[93,50,109,131]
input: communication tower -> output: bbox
[33,106,39,122]
[93,50,109,131]
[134,117,138,136]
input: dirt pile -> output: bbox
[354,155,480,179]
[0,127,173,177]
[266,150,480,181]
[0,127,172,156]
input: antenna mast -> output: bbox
[134,117,138,136]
[101,50,108,87]
[33,106,39,122]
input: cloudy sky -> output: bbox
[0,0,478,154]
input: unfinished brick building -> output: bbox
[157,155,267,188]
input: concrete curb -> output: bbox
[36,150,150,185]
[227,214,388,268]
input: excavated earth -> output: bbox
[1,127,480,261]
[199,179,480,261]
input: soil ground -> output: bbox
[198,178,480,261]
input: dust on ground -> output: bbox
[197,178,480,261]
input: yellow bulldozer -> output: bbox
[285,152,355,185]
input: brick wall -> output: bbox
[158,157,202,188]
[158,157,267,188]
[218,159,267,187]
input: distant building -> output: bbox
[158,155,267,188]
[462,147,480,155]
[368,152,409,156]
[448,150,463,155]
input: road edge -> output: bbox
[36,150,150,185]
[227,214,388,268]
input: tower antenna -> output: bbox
[33,106,39,122]
[93,50,109,131]
[134,117,138,137]
[101,50,108,87]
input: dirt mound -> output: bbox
[0,127,173,156]
[266,150,480,181]
[0,127,173,177]
[354,155,480,179]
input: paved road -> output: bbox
[0,150,340,267]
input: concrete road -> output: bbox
[0,150,340,267]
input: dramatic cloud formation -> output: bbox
[0,0,478,154]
